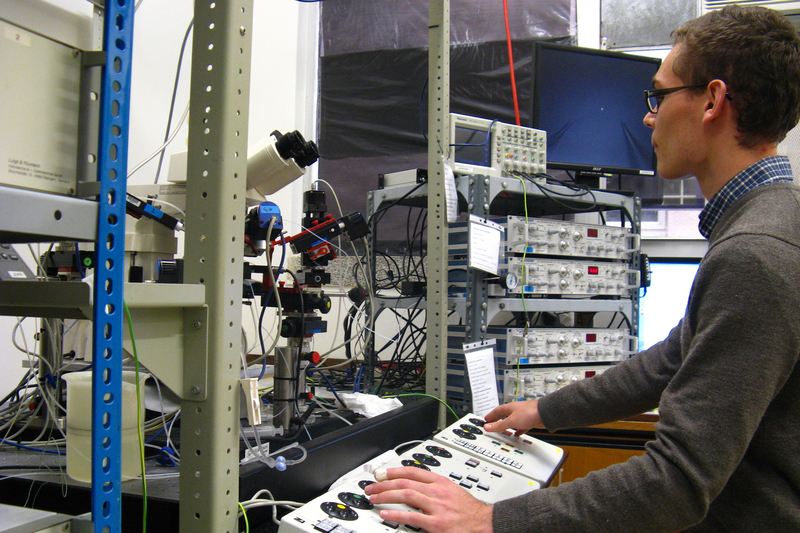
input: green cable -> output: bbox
[514,175,531,329]
[513,175,532,398]
[238,502,249,533]
[382,393,459,420]
[123,301,147,533]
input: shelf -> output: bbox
[367,176,638,221]
[450,296,635,325]
[0,185,98,244]
[0,280,92,319]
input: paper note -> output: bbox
[464,341,500,417]
[468,215,503,275]
[444,160,459,223]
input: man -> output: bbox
[365,5,800,532]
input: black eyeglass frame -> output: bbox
[644,83,711,113]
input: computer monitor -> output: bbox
[531,42,660,177]
[638,259,701,351]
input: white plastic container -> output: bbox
[63,371,149,483]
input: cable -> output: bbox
[238,502,249,533]
[0,439,64,455]
[123,301,148,532]
[254,224,285,369]
[154,18,194,184]
[316,371,346,408]
[128,102,190,178]
[382,393,459,420]
[502,0,521,125]
[513,175,531,332]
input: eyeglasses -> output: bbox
[644,83,709,113]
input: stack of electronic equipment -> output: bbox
[447,214,641,413]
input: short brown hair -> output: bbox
[672,5,800,147]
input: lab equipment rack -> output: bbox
[366,175,642,416]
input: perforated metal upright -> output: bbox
[90,1,134,532]
[426,0,451,426]
[179,2,253,532]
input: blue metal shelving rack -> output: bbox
[91,1,134,531]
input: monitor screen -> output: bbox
[638,260,700,351]
[531,42,660,176]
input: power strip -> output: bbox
[277,414,564,533]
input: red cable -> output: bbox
[503,0,521,125]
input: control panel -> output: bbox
[450,114,546,178]
[502,365,614,402]
[494,257,639,297]
[0,244,35,280]
[503,216,639,260]
[449,326,635,366]
[277,415,564,533]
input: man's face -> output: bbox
[643,45,708,181]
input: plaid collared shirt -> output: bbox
[698,155,794,238]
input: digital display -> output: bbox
[453,126,492,167]
[531,43,660,175]
[587,228,599,238]
[585,333,597,343]
[587,266,600,275]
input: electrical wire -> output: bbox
[128,102,190,178]
[154,18,193,184]
[253,220,285,369]
[238,502,249,533]
[123,301,148,532]
[502,0,521,125]
[382,393,459,420]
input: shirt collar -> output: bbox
[698,155,794,239]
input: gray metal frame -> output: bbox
[426,0,451,427]
[179,1,254,532]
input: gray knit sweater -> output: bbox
[492,183,800,532]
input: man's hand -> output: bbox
[483,400,544,436]
[364,466,493,533]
